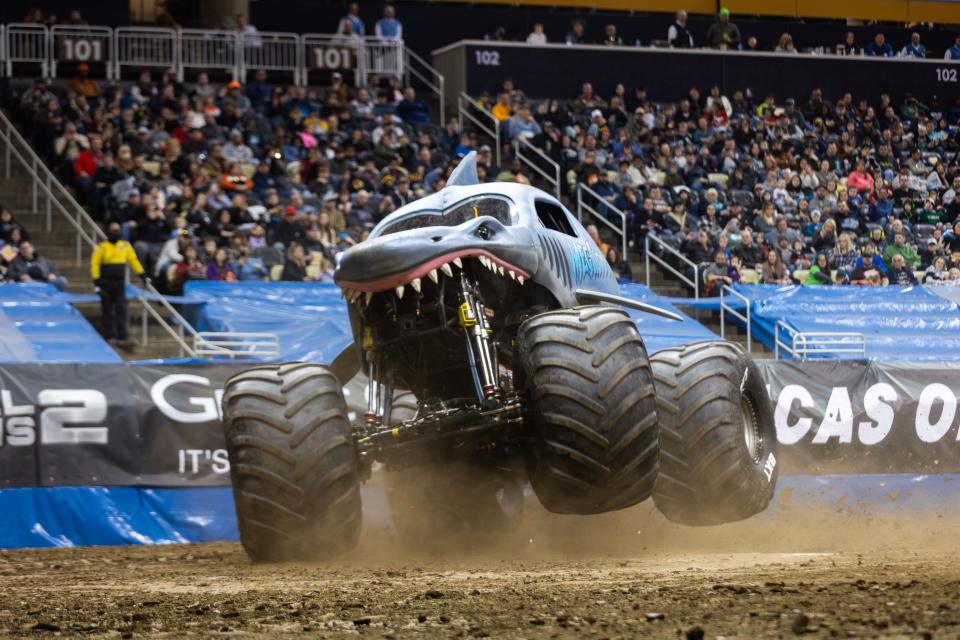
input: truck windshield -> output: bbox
[380,197,513,235]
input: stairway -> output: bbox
[0,151,188,361]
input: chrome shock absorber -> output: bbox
[362,327,393,427]
[458,274,499,402]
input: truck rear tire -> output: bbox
[222,362,361,562]
[518,306,659,515]
[383,391,524,550]
[650,341,778,526]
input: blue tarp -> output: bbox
[0,283,121,363]
[732,284,960,360]
[618,283,718,353]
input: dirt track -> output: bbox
[2,498,959,639]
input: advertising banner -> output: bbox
[1,360,959,488]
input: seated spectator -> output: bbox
[804,253,833,285]
[703,251,736,296]
[7,241,67,291]
[924,256,949,284]
[850,250,888,286]
[222,130,254,164]
[171,245,207,294]
[67,63,101,98]
[830,234,860,278]
[866,33,895,57]
[734,229,766,271]
[0,208,29,243]
[946,34,960,60]
[281,243,311,281]
[396,87,429,125]
[605,247,631,280]
[775,33,797,53]
[761,249,790,285]
[234,243,269,281]
[526,23,547,45]
[882,232,920,270]
[901,32,926,59]
[887,253,918,286]
[206,247,237,281]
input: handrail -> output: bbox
[457,92,500,167]
[515,135,560,199]
[576,182,627,259]
[644,233,700,300]
[775,320,867,360]
[720,284,752,352]
[194,332,280,359]
[404,47,445,124]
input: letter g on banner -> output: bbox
[915,383,958,443]
[151,374,222,423]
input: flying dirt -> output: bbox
[2,492,959,639]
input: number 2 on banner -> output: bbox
[475,50,500,66]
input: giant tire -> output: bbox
[518,306,659,515]
[222,362,362,562]
[650,341,778,526]
[383,391,524,550]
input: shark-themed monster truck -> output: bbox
[221,153,778,561]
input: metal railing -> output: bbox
[576,183,627,258]
[404,46,445,124]
[515,136,560,199]
[1,24,428,94]
[644,233,700,300]
[775,321,867,360]
[194,332,281,359]
[720,284,752,352]
[457,92,500,167]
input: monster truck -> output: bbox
[221,153,778,562]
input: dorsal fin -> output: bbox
[447,151,480,187]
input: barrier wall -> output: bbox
[2,358,960,547]
[433,40,960,107]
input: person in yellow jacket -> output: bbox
[91,222,147,345]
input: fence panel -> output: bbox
[50,25,112,79]
[114,27,176,79]
[6,23,48,78]
[179,28,238,81]
[239,31,299,83]
[364,38,404,78]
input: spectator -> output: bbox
[705,8,741,50]
[734,229,766,271]
[566,20,586,45]
[866,33,895,57]
[67,63,101,98]
[775,33,797,53]
[340,2,365,36]
[507,107,542,140]
[605,247,631,280]
[396,87,430,125]
[235,14,261,46]
[206,247,237,281]
[527,23,547,46]
[946,35,960,60]
[281,243,311,281]
[925,256,949,283]
[883,232,920,269]
[761,249,790,284]
[7,241,68,291]
[234,243,269,281]
[375,4,402,39]
[0,209,29,244]
[171,245,207,294]
[887,253,918,286]
[91,221,147,346]
[222,129,254,164]
[901,32,926,59]
[837,31,858,55]
[703,251,734,295]
[667,11,694,49]
[602,24,623,47]
[804,253,833,285]
[850,250,888,286]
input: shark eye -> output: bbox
[476,224,494,240]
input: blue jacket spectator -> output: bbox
[901,33,926,58]
[946,35,960,60]
[866,34,895,57]
[396,88,429,125]
[339,2,365,36]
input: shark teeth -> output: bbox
[395,285,405,299]
[452,257,463,269]
[508,270,516,280]
[410,278,421,293]
[517,275,525,285]
[440,263,454,278]
[427,269,439,284]
[365,291,373,306]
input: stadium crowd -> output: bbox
[474,76,960,290]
